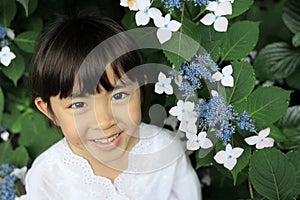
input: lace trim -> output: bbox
[60,123,178,199]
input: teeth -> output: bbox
[94,133,120,144]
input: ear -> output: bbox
[34,97,59,126]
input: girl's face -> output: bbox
[35,66,142,169]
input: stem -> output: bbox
[192,9,206,21]
[248,177,254,199]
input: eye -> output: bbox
[112,92,128,100]
[69,102,87,109]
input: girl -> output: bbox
[18,14,201,199]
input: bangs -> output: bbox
[31,15,143,102]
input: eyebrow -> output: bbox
[113,80,136,90]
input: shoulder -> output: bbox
[25,138,66,181]
[128,123,186,173]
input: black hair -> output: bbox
[31,14,145,115]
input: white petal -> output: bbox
[186,131,196,140]
[245,135,259,145]
[154,83,164,94]
[225,143,233,152]
[221,75,234,87]
[200,138,213,149]
[200,13,216,26]
[148,7,162,19]
[4,28,15,40]
[258,127,270,138]
[120,0,128,7]
[214,150,227,164]
[169,106,181,120]
[198,131,207,139]
[157,28,172,44]
[2,46,10,53]
[206,1,218,11]
[212,71,223,81]
[153,15,165,28]
[168,20,181,32]
[214,17,228,32]
[222,64,233,75]
[187,123,197,134]
[232,147,244,158]
[187,139,200,150]
[224,157,237,170]
[164,14,171,23]
[136,0,150,10]
[164,84,173,95]
[256,138,274,149]
[1,131,9,141]
[183,101,195,113]
[135,11,150,26]
[211,90,219,97]
[215,1,232,16]
[158,72,167,82]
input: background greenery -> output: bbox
[0,0,299,199]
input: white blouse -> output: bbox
[17,123,202,200]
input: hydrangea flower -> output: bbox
[200,0,233,32]
[214,144,244,170]
[169,100,195,121]
[245,128,274,149]
[155,72,173,95]
[153,14,181,44]
[0,130,9,141]
[212,64,234,87]
[179,111,198,134]
[0,46,16,67]
[11,166,27,185]
[160,0,183,10]
[0,164,17,200]
[186,131,213,150]
[135,0,162,26]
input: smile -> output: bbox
[93,133,121,144]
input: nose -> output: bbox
[94,100,116,131]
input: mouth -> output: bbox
[92,132,121,144]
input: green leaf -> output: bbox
[163,14,200,69]
[19,111,61,159]
[0,142,29,167]
[292,32,300,47]
[282,0,300,34]
[16,0,29,17]
[236,87,291,125]
[0,88,3,122]
[229,0,254,19]
[225,61,256,104]
[0,0,17,26]
[277,106,300,128]
[253,42,300,80]
[199,24,223,62]
[249,148,296,200]
[1,54,25,86]
[220,21,259,62]
[278,127,300,150]
[14,31,39,53]
[287,151,300,197]
[286,66,300,90]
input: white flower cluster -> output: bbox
[120,0,181,44]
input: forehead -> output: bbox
[72,65,136,96]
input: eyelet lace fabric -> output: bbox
[18,123,202,200]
